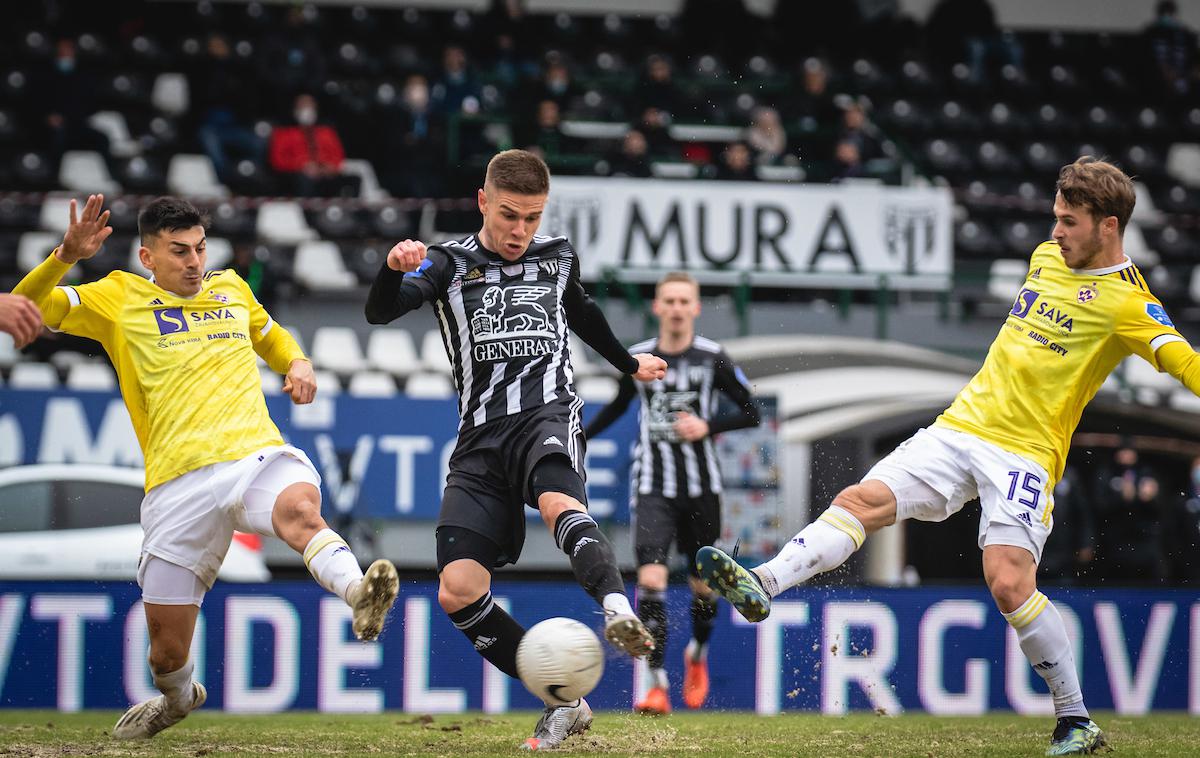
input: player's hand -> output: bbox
[57,194,113,264]
[282,359,317,405]
[0,293,44,349]
[631,353,667,382]
[387,239,427,272]
[673,412,709,441]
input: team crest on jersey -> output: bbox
[538,259,559,277]
[1077,283,1097,304]
[211,291,229,303]
[1146,303,1175,327]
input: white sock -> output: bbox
[755,506,865,595]
[153,659,195,714]
[685,638,707,663]
[1003,591,1088,720]
[303,528,364,604]
[602,592,635,618]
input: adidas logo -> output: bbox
[1031,268,1042,279]
[149,298,163,305]
[791,537,806,547]
[572,536,598,557]
[1033,660,1055,671]
[1018,512,1033,527]
[331,546,351,557]
[473,635,497,651]
[543,436,564,447]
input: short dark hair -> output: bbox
[485,149,550,195]
[138,196,209,242]
[1055,156,1135,233]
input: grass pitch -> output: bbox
[0,710,1193,757]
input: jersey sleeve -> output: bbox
[707,349,761,435]
[53,275,126,344]
[563,250,639,374]
[226,270,307,374]
[1115,289,1186,371]
[364,247,453,324]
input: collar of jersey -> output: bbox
[147,274,201,300]
[1072,255,1132,276]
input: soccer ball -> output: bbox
[515,617,604,706]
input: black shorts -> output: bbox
[437,403,587,570]
[634,493,722,577]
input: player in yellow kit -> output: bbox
[14,195,400,739]
[698,157,1200,756]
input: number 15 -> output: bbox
[1006,470,1042,510]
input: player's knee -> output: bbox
[832,481,895,530]
[274,492,325,533]
[437,575,483,614]
[986,572,1034,614]
[148,642,189,675]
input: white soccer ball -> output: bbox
[516,617,604,706]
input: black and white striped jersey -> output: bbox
[365,233,638,430]
[585,335,760,498]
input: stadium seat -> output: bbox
[348,371,398,397]
[1151,225,1195,261]
[569,336,599,378]
[38,197,73,234]
[1158,184,1200,214]
[366,328,420,377]
[986,259,1028,301]
[209,201,256,238]
[651,162,699,179]
[260,366,283,395]
[117,156,168,195]
[257,202,318,244]
[1122,222,1157,266]
[151,73,190,116]
[419,330,453,374]
[58,151,121,195]
[167,154,229,199]
[341,159,390,201]
[293,241,357,291]
[17,232,60,273]
[372,205,412,239]
[1189,266,1200,303]
[313,369,342,395]
[1131,182,1164,226]
[9,362,59,389]
[13,151,54,191]
[999,219,1048,254]
[1167,144,1200,187]
[575,375,619,403]
[310,326,368,374]
[0,334,16,368]
[1121,356,1175,403]
[87,111,141,158]
[65,362,117,392]
[404,372,455,398]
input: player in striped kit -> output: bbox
[366,150,667,750]
[698,157,1200,755]
[15,195,398,740]
[586,272,759,714]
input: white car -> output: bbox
[0,464,270,582]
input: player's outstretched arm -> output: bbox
[0,293,43,349]
[583,374,637,438]
[706,353,761,435]
[57,194,113,265]
[364,239,446,324]
[1158,341,1200,395]
[631,352,667,383]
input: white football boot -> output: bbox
[521,697,593,751]
[113,681,207,739]
[350,558,400,641]
[603,611,655,657]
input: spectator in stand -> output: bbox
[638,55,682,120]
[257,6,327,115]
[609,130,653,178]
[832,139,865,181]
[746,107,787,165]
[515,100,578,162]
[712,142,756,181]
[926,0,1022,83]
[195,34,265,184]
[380,75,446,199]
[1038,465,1096,585]
[34,39,111,170]
[1143,1,1199,96]
[531,60,578,112]
[837,99,884,163]
[790,59,840,152]
[432,45,483,117]
[1096,446,1168,584]
[268,94,360,198]
[637,107,675,159]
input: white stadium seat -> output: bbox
[0,334,17,368]
[18,232,61,273]
[293,241,356,290]
[310,326,368,374]
[59,150,121,194]
[1167,143,1200,187]
[366,328,420,377]
[38,196,74,234]
[404,372,455,399]
[88,111,141,158]
[420,330,453,374]
[986,259,1028,302]
[256,201,317,244]
[9,363,59,390]
[341,158,390,202]
[65,362,117,391]
[205,237,234,270]
[167,154,229,198]
[575,375,620,403]
[313,370,342,395]
[151,73,190,116]
[260,366,283,395]
[348,371,398,397]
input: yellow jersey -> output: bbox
[16,254,306,490]
[936,240,1187,483]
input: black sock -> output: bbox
[690,596,718,649]
[554,511,625,604]
[638,586,668,671]
[447,592,524,679]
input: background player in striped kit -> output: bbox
[585,271,759,714]
[365,150,667,751]
[697,157,1200,755]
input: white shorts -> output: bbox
[137,445,321,597]
[862,426,1054,563]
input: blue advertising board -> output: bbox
[0,581,1196,715]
